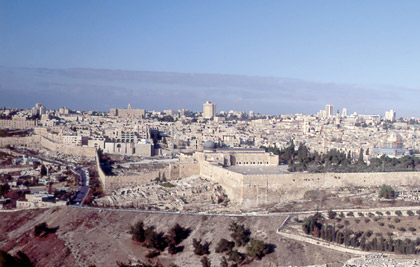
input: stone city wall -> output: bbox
[0,136,41,147]
[199,161,244,203]
[40,136,96,158]
[200,163,420,208]
[96,150,200,193]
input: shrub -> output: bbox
[364,218,371,223]
[160,182,175,188]
[355,219,360,224]
[246,239,270,260]
[395,210,402,216]
[215,239,235,254]
[368,212,375,217]
[358,212,365,217]
[346,211,354,217]
[328,209,337,219]
[339,212,345,218]
[129,221,145,243]
[229,222,250,247]
[336,218,342,222]
[409,227,416,232]
[407,210,415,216]
[416,210,420,215]
[379,184,396,199]
[228,249,245,265]
[145,250,160,258]
[34,222,56,237]
[373,217,380,222]
[366,230,373,237]
[168,224,190,245]
[394,218,401,223]
[376,211,383,216]
[200,256,211,267]
[193,239,210,256]
[378,222,385,226]
[386,211,391,215]
[398,227,406,232]
[388,224,395,229]
[344,220,350,226]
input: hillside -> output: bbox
[0,207,356,266]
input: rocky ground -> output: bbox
[95,175,232,212]
[0,207,354,267]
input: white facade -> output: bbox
[203,101,216,119]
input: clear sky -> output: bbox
[1,1,420,115]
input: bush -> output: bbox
[364,218,371,223]
[398,227,406,232]
[394,218,401,223]
[366,230,373,237]
[193,239,210,256]
[373,217,380,222]
[379,184,396,199]
[376,211,383,216]
[395,210,402,216]
[246,239,270,260]
[388,224,395,229]
[328,209,337,219]
[386,211,391,215]
[378,222,385,226]
[368,212,375,217]
[34,222,56,237]
[143,227,168,251]
[339,212,345,218]
[145,250,160,258]
[407,210,414,216]
[416,210,420,215]
[409,227,416,232]
[347,211,354,217]
[215,239,235,254]
[344,220,350,226]
[228,249,245,265]
[358,212,365,217]
[129,221,145,243]
[229,222,250,247]
[355,219,360,224]
[200,256,211,267]
[168,224,190,245]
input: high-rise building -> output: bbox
[203,101,216,119]
[342,108,348,118]
[325,104,334,118]
[385,109,396,121]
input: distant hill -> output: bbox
[0,66,414,116]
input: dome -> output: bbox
[203,140,216,150]
[384,132,403,149]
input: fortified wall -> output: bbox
[199,162,420,208]
[95,152,200,193]
[0,135,96,158]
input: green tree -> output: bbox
[229,222,250,247]
[129,221,145,243]
[246,239,270,260]
[379,184,396,199]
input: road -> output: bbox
[71,168,90,205]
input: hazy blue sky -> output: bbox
[1,1,420,115]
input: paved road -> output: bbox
[71,168,90,205]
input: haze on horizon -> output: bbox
[1,1,420,117]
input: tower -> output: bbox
[325,104,334,119]
[203,101,216,119]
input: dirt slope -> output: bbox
[0,207,353,266]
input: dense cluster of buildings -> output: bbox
[0,102,419,163]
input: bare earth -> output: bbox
[0,207,354,267]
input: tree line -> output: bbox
[302,213,420,254]
[263,141,420,173]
